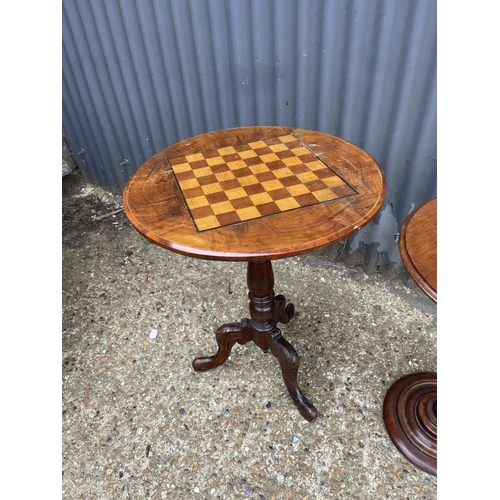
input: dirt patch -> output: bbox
[63,171,127,246]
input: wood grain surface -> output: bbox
[123,126,386,261]
[398,198,437,302]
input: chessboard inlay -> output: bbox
[168,134,357,232]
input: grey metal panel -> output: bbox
[62,0,437,268]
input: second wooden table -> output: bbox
[383,198,437,474]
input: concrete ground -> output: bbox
[62,170,437,499]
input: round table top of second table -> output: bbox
[123,126,386,261]
[398,198,437,303]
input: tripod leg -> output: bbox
[192,319,252,372]
[267,328,318,422]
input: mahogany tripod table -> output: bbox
[383,198,437,475]
[123,126,386,421]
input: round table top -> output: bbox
[398,198,437,303]
[123,126,386,261]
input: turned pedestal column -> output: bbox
[193,261,317,422]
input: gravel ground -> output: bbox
[62,170,437,499]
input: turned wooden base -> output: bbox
[192,261,317,422]
[383,372,437,475]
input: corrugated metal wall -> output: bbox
[62,0,436,268]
